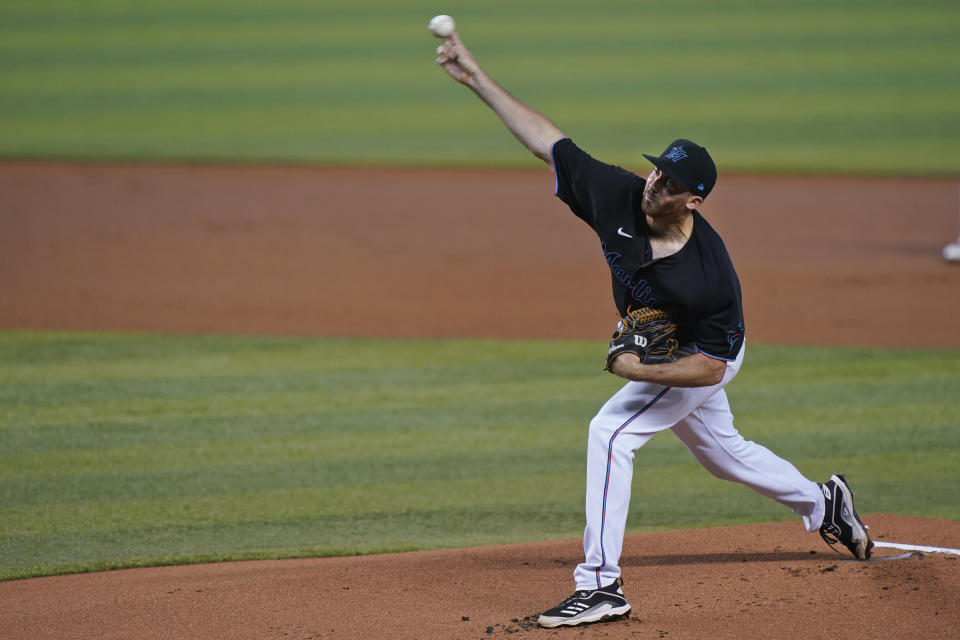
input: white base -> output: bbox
[943,242,960,262]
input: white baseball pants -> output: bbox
[574,345,826,590]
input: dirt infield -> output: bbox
[1,163,959,639]
[2,163,959,344]
[2,517,958,640]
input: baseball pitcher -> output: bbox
[434,28,873,629]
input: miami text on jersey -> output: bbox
[602,244,657,306]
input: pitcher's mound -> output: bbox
[2,515,957,640]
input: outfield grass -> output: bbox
[0,0,957,174]
[1,331,957,581]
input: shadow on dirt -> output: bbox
[621,551,825,566]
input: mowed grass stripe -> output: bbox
[3,447,955,541]
[5,364,952,435]
[4,395,954,460]
[2,339,952,405]
[4,79,955,123]
[4,28,952,80]
[1,471,583,537]
[3,378,953,474]
[0,416,588,479]
[2,446,586,508]
[0,332,594,371]
[0,398,593,452]
[6,418,954,509]
[737,404,958,435]
[0,374,606,429]
[2,73,956,125]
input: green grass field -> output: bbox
[1,331,957,581]
[1,0,958,174]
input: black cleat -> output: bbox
[537,577,631,628]
[819,473,873,560]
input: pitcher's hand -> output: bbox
[436,32,482,88]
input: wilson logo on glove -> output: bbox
[604,306,679,372]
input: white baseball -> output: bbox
[943,242,960,262]
[428,14,455,38]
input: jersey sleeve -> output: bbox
[551,138,642,232]
[694,299,745,362]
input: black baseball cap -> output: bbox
[642,139,717,198]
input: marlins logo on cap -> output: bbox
[664,146,688,163]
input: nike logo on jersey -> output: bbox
[617,227,633,238]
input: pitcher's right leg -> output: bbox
[573,384,667,590]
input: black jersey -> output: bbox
[552,137,745,361]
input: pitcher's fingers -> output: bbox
[437,43,457,62]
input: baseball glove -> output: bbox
[605,306,679,371]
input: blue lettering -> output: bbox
[601,242,658,306]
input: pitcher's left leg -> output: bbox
[670,389,825,531]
